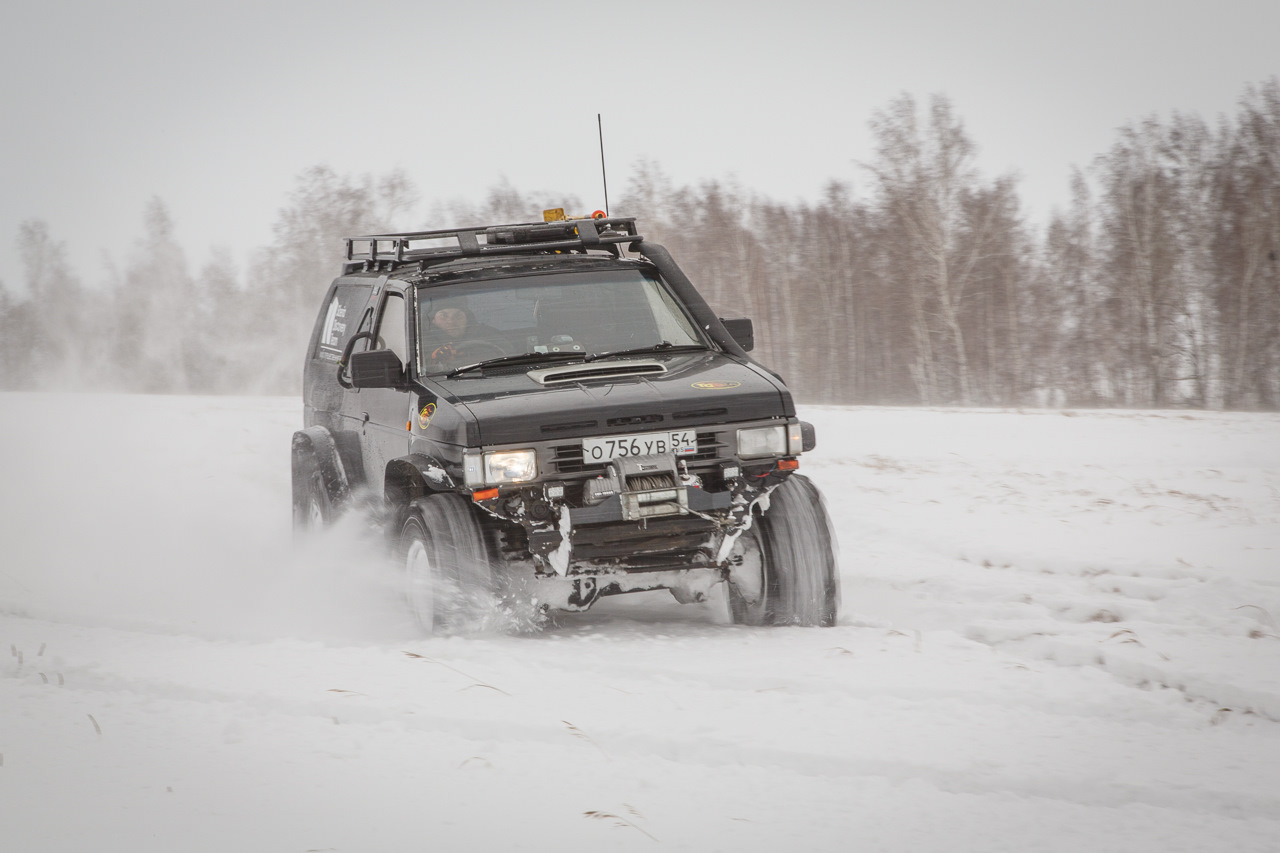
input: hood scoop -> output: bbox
[527,358,668,386]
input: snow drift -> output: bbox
[2,393,1278,852]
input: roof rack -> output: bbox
[343,216,643,273]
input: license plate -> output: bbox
[582,429,698,463]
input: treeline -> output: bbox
[0,168,421,395]
[634,83,1280,409]
[1,81,1277,408]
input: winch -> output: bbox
[583,453,688,520]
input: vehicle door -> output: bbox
[307,278,375,435]
[349,284,414,488]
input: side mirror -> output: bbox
[720,317,754,352]
[348,349,405,389]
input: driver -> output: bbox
[430,306,469,340]
[423,301,500,368]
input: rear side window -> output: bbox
[314,284,373,362]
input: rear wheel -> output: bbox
[727,474,839,627]
[399,494,497,634]
[292,455,331,535]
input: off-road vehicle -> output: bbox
[292,212,839,631]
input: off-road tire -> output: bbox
[399,494,498,634]
[728,474,839,627]
[292,454,332,535]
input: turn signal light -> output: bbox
[777,459,799,471]
[472,488,500,501]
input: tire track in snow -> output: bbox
[10,662,1277,824]
[6,616,1279,826]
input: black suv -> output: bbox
[292,214,838,631]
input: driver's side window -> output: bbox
[375,292,407,364]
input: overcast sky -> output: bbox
[2,0,1277,291]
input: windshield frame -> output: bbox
[410,267,716,378]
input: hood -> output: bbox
[434,352,793,446]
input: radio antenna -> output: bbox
[597,113,610,217]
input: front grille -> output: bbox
[550,430,724,475]
[691,430,727,461]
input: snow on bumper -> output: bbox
[521,565,726,612]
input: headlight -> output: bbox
[736,425,787,459]
[483,449,537,484]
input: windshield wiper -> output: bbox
[585,342,709,362]
[445,343,708,377]
[445,350,585,378]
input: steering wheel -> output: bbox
[452,339,506,359]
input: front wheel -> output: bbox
[399,494,498,634]
[727,474,840,627]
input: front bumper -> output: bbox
[461,418,810,595]
[517,565,728,612]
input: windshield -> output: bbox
[414,270,707,375]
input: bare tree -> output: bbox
[865,93,1025,404]
[245,165,422,393]
[1095,119,1182,406]
[3,81,1275,409]
[1044,170,1107,405]
[1214,78,1280,408]
[15,220,89,388]
[105,198,200,393]
[0,280,24,380]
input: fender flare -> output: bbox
[291,427,352,507]
[384,453,458,508]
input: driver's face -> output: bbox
[432,307,467,338]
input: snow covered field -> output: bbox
[2,392,1278,852]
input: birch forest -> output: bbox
[2,82,1277,409]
